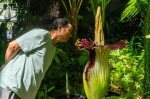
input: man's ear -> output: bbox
[58,25,63,32]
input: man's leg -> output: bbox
[0,87,21,99]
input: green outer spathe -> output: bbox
[83,47,110,99]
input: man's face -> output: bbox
[59,23,72,42]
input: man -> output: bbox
[0,18,72,99]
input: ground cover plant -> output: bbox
[109,35,144,98]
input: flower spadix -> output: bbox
[75,6,127,99]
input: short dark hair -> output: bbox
[51,18,70,30]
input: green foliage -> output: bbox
[61,0,83,39]
[120,0,139,21]
[61,0,83,16]
[104,96,121,99]
[0,43,7,67]
[36,84,55,99]
[53,48,69,64]
[121,0,148,21]
[0,0,146,98]
[89,0,111,27]
[143,0,150,98]
[89,0,111,16]
[109,36,144,98]
[37,42,87,98]
[104,90,142,99]
[78,51,89,66]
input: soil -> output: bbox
[56,91,120,99]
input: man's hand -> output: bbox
[0,40,21,71]
[4,40,21,65]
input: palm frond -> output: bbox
[120,0,139,21]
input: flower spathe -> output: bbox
[75,39,127,99]
[76,39,127,81]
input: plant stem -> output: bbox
[66,71,70,99]
[44,84,47,99]
[144,0,150,98]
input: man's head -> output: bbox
[50,18,72,43]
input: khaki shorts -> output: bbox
[0,87,21,99]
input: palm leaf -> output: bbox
[120,0,139,21]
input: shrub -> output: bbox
[109,36,144,98]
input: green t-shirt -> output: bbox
[0,28,56,99]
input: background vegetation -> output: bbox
[0,0,149,98]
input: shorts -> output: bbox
[0,87,21,99]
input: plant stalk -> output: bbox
[66,71,70,99]
[144,0,150,98]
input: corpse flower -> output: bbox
[75,7,127,99]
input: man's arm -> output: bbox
[0,40,21,71]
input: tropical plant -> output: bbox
[36,84,55,99]
[75,6,127,99]
[89,0,111,27]
[120,0,148,21]
[61,0,83,40]
[109,36,144,97]
[104,90,142,99]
